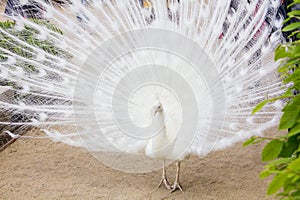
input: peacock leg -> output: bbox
[158,160,172,190]
[170,161,183,193]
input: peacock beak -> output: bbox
[154,106,163,115]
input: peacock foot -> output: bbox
[158,177,172,190]
[170,180,183,193]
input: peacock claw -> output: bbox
[158,177,172,190]
[170,181,183,193]
[158,160,172,190]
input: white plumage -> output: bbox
[0,0,285,191]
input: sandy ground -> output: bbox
[0,1,8,22]
[0,129,277,200]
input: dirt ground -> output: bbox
[0,128,278,200]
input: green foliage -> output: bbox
[245,1,300,199]
[262,140,285,162]
[0,20,66,57]
[0,19,70,84]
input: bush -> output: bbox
[244,1,300,199]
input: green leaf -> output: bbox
[279,136,299,158]
[288,158,300,171]
[283,182,295,196]
[252,95,295,116]
[280,98,300,130]
[265,158,293,167]
[291,190,300,198]
[291,175,300,183]
[262,140,284,162]
[243,136,257,146]
[275,45,289,61]
[260,170,273,178]
[288,30,300,39]
[282,22,300,32]
[287,10,300,17]
[252,100,269,115]
[288,124,300,137]
[288,0,300,9]
[284,68,300,84]
[280,115,296,131]
[267,173,287,195]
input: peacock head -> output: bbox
[151,102,163,117]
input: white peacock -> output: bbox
[0,0,285,192]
